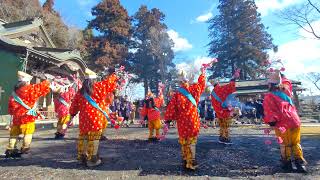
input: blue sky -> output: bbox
[41,0,320,95]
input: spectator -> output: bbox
[198,100,205,121]
[130,102,136,124]
[205,97,216,128]
[123,99,132,127]
[254,97,264,123]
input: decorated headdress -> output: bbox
[57,81,72,93]
[266,59,286,85]
[267,70,281,85]
[209,78,219,86]
[177,70,188,82]
[84,68,97,79]
[146,89,154,99]
[17,71,33,82]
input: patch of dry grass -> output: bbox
[301,126,320,135]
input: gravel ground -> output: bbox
[0,126,319,180]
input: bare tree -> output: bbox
[279,0,320,40]
[67,27,84,50]
[0,0,42,22]
[304,72,320,90]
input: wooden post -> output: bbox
[0,86,4,102]
[0,86,5,108]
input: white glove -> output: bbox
[50,82,60,92]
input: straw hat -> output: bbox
[267,70,281,85]
[84,68,97,79]
[17,71,33,82]
[177,70,188,82]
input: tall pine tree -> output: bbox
[208,0,276,80]
[87,0,131,69]
[128,5,174,95]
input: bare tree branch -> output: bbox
[305,72,320,91]
[308,0,320,14]
[278,1,320,40]
[305,18,320,38]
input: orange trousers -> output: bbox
[179,137,197,169]
[78,131,102,161]
[275,127,305,162]
[7,122,35,150]
[56,115,71,134]
[218,118,232,139]
[148,119,161,138]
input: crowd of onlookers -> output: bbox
[109,95,136,127]
[111,95,265,128]
[198,96,265,126]
[109,95,153,127]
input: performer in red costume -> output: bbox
[53,84,76,139]
[165,68,206,171]
[140,84,164,142]
[210,75,237,144]
[70,68,119,167]
[5,71,51,158]
[263,70,307,173]
[100,91,116,141]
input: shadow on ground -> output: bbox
[1,132,319,178]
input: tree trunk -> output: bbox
[240,62,245,80]
[160,59,166,84]
[144,78,148,97]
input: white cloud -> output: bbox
[193,56,213,70]
[196,12,213,22]
[269,23,320,95]
[176,56,213,82]
[176,62,191,74]
[298,20,320,39]
[275,39,320,74]
[176,62,197,82]
[77,0,96,7]
[76,0,97,18]
[176,56,212,72]
[255,0,303,16]
[167,30,193,52]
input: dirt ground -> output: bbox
[0,125,319,180]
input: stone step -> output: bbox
[301,119,319,123]
[301,109,319,112]
[300,112,320,115]
[301,114,320,117]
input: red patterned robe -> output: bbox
[8,80,50,125]
[54,87,76,119]
[140,95,164,121]
[210,81,236,119]
[69,74,118,134]
[263,79,301,129]
[165,74,206,139]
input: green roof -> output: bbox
[0,18,87,75]
[0,18,55,48]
